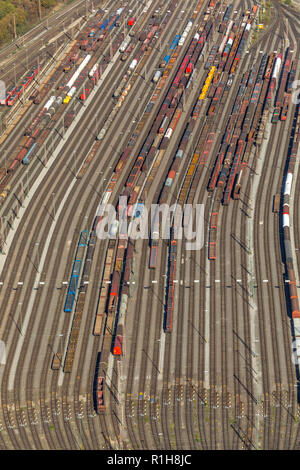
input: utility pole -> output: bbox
[96,113,99,135]
[85,0,88,19]
[37,55,40,84]
[1,217,5,254]
[118,359,126,449]
[44,143,47,167]
[73,151,77,176]
[19,302,23,335]
[71,17,74,40]
[13,14,17,39]
[26,167,29,197]
[15,201,20,219]
[20,181,25,208]
[38,0,42,21]
[52,193,56,220]
[35,242,40,273]
[182,88,185,112]
[10,208,15,230]
[110,37,113,62]
[3,148,7,172]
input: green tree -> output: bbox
[0,1,15,20]
[0,0,66,46]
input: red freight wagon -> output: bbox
[97,377,105,411]
[113,335,122,355]
[128,17,135,26]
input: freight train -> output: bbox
[164,238,177,332]
[281,105,300,367]
[89,0,262,412]
[64,230,88,312]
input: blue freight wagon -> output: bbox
[78,230,89,247]
[63,230,88,312]
[22,142,38,165]
[100,18,109,30]
[170,34,181,50]
[69,274,79,294]
[64,292,75,312]
[109,15,120,31]
[72,260,82,276]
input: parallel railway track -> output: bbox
[0,0,299,450]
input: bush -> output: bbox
[0,1,15,20]
[41,0,56,9]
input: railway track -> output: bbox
[0,0,165,448]
[0,0,299,450]
[121,0,213,450]
[247,11,298,449]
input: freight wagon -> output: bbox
[153,70,162,83]
[120,37,131,53]
[273,194,280,213]
[126,156,144,187]
[271,107,280,123]
[287,59,297,93]
[128,17,135,26]
[160,55,171,68]
[281,93,290,121]
[149,245,158,269]
[64,231,88,312]
[51,353,62,370]
[170,34,181,50]
[22,142,38,165]
[97,376,105,411]
[113,335,122,355]
[94,241,115,335]
[165,239,177,332]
